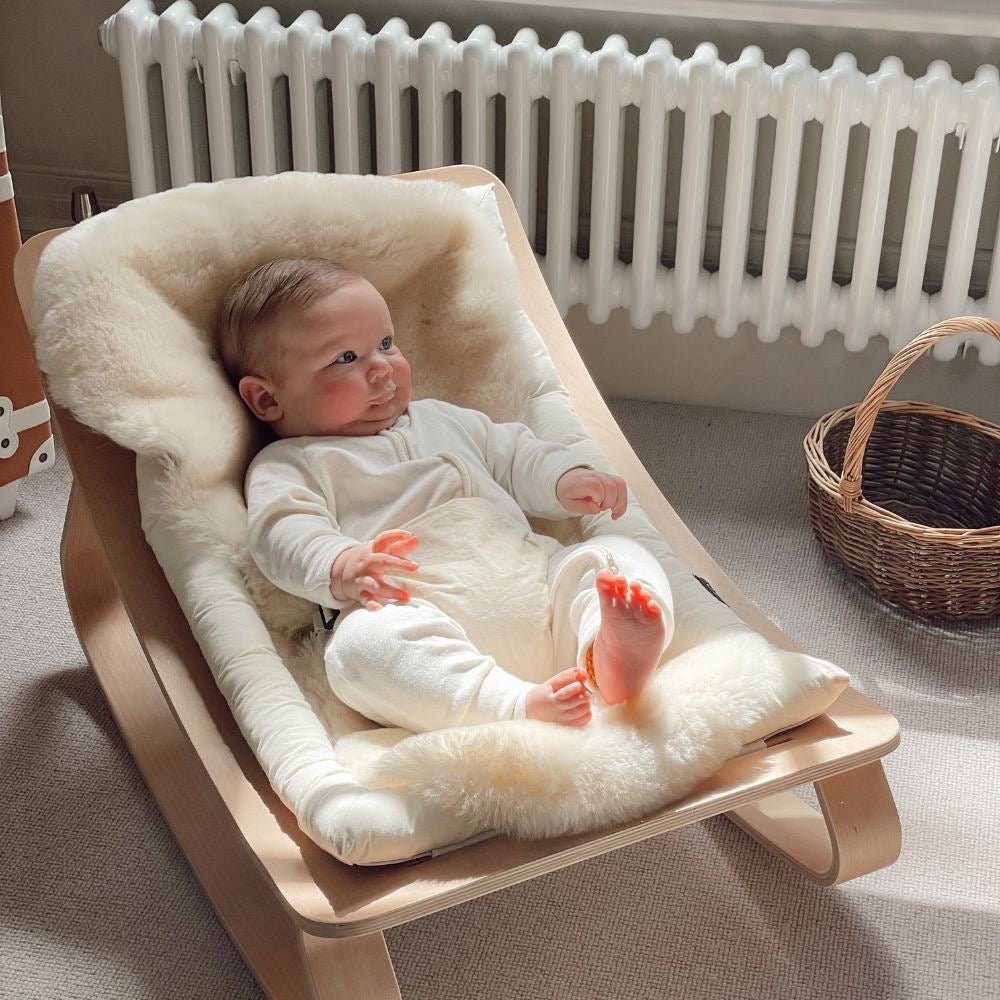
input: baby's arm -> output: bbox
[329,530,420,611]
[246,447,361,607]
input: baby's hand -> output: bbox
[556,467,628,520]
[330,529,420,611]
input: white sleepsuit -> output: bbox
[246,398,674,731]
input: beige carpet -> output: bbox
[3,399,998,1000]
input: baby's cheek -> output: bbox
[393,357,412,384]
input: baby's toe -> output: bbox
[564,704,593,726]
[628,581,662,619]
[555,681,587,702]
[549,666,587,692]
[596,570,618,598]
[597,572,629,608]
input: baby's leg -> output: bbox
[549,536,675,705]
[325,599,589,731]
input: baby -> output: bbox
[217,257,675,732]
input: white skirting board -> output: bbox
[7,165,130,236]
[568,306,1000,421]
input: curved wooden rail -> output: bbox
[62,486,400,999]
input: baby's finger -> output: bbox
[370,552,420,575]
[569,475,599,508]
[366,575,411,603]
[592,475,618,513]
[385,533,420,556]
[611,479,627,519]
[360,592,384,612]
[585,473,607,499]
[371,529,417,553]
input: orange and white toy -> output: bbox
[0,94,55,518]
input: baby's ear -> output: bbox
[238,375,283,423]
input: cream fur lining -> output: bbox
[30,172,848,865]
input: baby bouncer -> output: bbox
[16,165,901,999]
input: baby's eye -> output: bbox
[333,350,357,364]
[379,336,393,351]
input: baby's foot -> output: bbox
[525,667,592,727]
[591,570,666,704]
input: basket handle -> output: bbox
[838,315,1000,513]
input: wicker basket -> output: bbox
[805,316,1000,620]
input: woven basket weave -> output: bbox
[805,316,1000,620]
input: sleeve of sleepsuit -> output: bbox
[447,402,589,519]
[245,444,359,609]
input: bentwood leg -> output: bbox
[725,761,901,885]
[296,929,401,1000]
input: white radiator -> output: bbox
[99,0,1000,364]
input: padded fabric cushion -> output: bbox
[30,172,848,865]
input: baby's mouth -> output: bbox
[370,385,396,406]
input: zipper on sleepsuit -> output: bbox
[386,426,414,462]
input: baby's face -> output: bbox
[267,277,412,437]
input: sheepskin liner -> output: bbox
[30,172,848,865]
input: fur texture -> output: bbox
[343,628,811,838]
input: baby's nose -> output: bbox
[368,357,392,381]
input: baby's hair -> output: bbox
[214,257,360,383]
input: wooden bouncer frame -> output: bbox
[14,165,901,1000]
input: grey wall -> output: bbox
[0,0,132,227]
[1,1,128,173]
[2,0,997,417]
